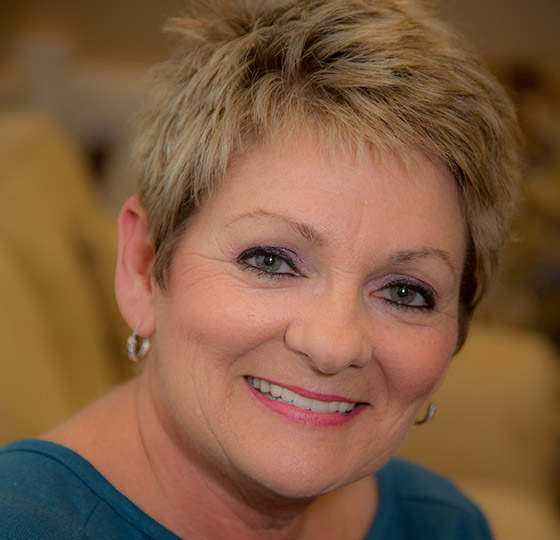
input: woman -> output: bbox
[0,0,520,538]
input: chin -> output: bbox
[232,445,381,501]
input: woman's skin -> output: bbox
[47,132,466,540]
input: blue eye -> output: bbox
[238,247,299,276]
[382,281,435,310]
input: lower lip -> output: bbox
[247,384,364,427]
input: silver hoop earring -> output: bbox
[126,329,151,362]
[415,402,436,425]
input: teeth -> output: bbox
[338,402,351,414]
[280,387,295,403]
[293,394,312,410]
[310,399,330,413]
[248,377,357,414]
[328,401,341,413]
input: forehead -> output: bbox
[223,133,461,214]
[192,132,466,267]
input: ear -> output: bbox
[114,195,157,336]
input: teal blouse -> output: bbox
[0,439,492,539]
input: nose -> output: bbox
[284,287,372,374]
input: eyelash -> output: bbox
[379,278,436,312]
[237,246,301,278]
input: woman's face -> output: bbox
[147,134,466,499]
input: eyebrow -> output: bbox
[388,248,459,276]
[227,210,324,246]
[228,210,459,274]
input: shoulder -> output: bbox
[380,458,481,512]
[0,439,179,539]
[370,459,493,540]
[0,439,99,538]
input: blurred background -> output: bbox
[0,1,559,538]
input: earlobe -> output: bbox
[114,195,156,336]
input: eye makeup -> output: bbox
[379,278,436,311]
[236,245,304,278]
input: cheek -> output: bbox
[378,322,458,404]
[158,272,290,366]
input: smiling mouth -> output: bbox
[246,376,358,414]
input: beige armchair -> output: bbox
[0,110,130,445]
[399,323,560,539]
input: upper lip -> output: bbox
[245,376,364,404]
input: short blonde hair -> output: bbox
[133,0,521,347]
